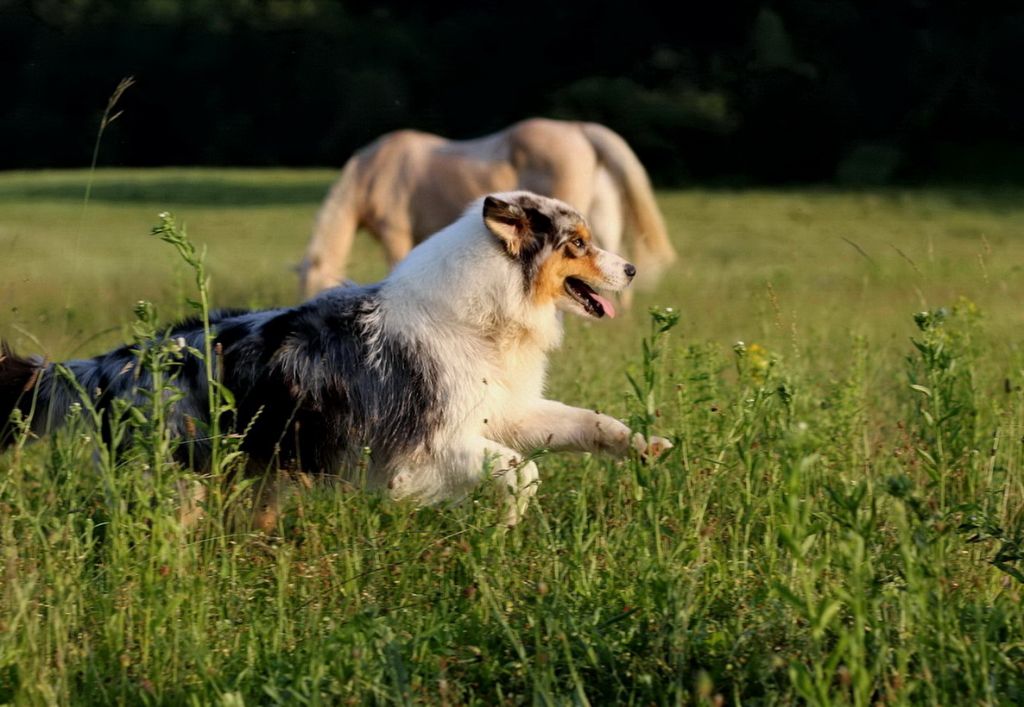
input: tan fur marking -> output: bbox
[572,223,592,243]
[531,249,605,306]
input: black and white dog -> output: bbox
[0,192,671,527]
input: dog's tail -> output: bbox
[0,341,50,449]
[0,342,109,450]
[1,342,148,451]
[300,153,363,299]
[580,122,677,288]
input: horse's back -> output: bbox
[349,119,604,240]
[403,127,522,237]
[359,129,446,175]
[503,119,599,207]
[353,130,447,226]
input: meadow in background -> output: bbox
[0,170,1023,703]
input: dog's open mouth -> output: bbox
[564,277,616,319]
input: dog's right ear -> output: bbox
[483,196,533,257]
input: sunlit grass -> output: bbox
[1,169,1023,703]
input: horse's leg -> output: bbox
[300,164,361,298]
[585,168,630,307]
[375,220,415,268]
[587,166,633,308]
[587,166,624,253]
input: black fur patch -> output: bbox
[523,206,553,235]
[224,286,442,476]
[1,293,443,482]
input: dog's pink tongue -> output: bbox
[592,293,616,319]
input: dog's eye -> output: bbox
[570,238,585,250]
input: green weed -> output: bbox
[1,176,1023,703]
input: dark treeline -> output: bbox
[3,0,1023,184]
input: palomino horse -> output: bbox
[299,118,677,299]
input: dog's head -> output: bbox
[482,192,635,319]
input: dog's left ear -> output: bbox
[483,196,534,257]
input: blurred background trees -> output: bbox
[2,0,1022,184]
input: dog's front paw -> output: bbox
[646,435,673,460]
[630,432,674,462]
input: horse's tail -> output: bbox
[0,343,61,450]
[580,122,676,287]
[300,154,363,299]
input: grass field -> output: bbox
[1,169,1023,704]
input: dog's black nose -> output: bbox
[624,263,636,278]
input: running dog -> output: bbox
[0,192,671,527]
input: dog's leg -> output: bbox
[174,477,207,529]
[249,470,313,534]
[388,438,540,527]
[251,472,284,534]
[499,400,672,460]
[479,442,540,528]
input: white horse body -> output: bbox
[299,118,676,298]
